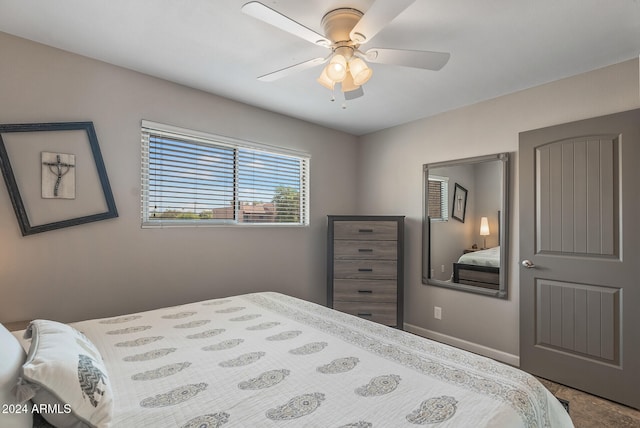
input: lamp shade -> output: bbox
[349,57,373,86]
[341,72,360,93]
[326,54,347,82]
[317,67,335,90]
[480,217,490,236]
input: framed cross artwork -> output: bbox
[0,122,118,236]
[451,183,468,223]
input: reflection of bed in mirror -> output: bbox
[453,246,500,290]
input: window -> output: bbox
[427,175,448,221]
[141,121,309,226]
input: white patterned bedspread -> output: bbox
[35,292,573,427]
[458,246,501,268]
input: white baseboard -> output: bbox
[403,323,520,367]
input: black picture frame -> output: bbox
[0,122,118,236]
[451,182,468,223]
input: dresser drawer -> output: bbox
[333,260,397,279]
[333,279,397,302]
[333,221,398,240]
[333,240,397,260]
[332,301,397,326]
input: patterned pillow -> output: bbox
[19,320,112,428]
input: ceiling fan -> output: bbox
[241,0,450,100]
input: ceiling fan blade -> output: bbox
[349,0,416,44]
[242,2,330,46]
[365,48,450,71]
[258,57,326,82]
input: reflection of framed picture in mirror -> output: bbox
[451,183,467,222]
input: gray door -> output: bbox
[519,108,640,409]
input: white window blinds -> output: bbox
[141,121,309,226]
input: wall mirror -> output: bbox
[422,153,510,298]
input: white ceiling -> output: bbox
[1,0,639,136]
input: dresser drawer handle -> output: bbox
[358,248,373,253]
[358,229,373,233]
[357,313,373,317]
[358,268,373,272]
[357,290,373,294]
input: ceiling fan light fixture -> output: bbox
[316,67,335,90]
[326,54,347,82]
[349,57,373,85]
[341,72,360,93]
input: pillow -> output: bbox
[19,320,113,428]
[0,323,32,428]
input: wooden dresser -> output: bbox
[327,215,404,328]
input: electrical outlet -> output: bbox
[440,264,445,273]
[434,306,442,320]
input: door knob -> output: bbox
[521,260,535,268]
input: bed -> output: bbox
[2,292,572,427]
[453,246,501,290]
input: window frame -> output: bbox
[141,120,310,228]
[427,175,449,222]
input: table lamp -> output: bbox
[480,217,490,249]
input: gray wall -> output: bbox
[1,30,639,363]
[357,58,640,361]
[0,32,359,323]
[473,161,502,248]
[429,164,475,281]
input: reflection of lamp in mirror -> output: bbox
[480,217,490,249]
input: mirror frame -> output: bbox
[422,153,510,298]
